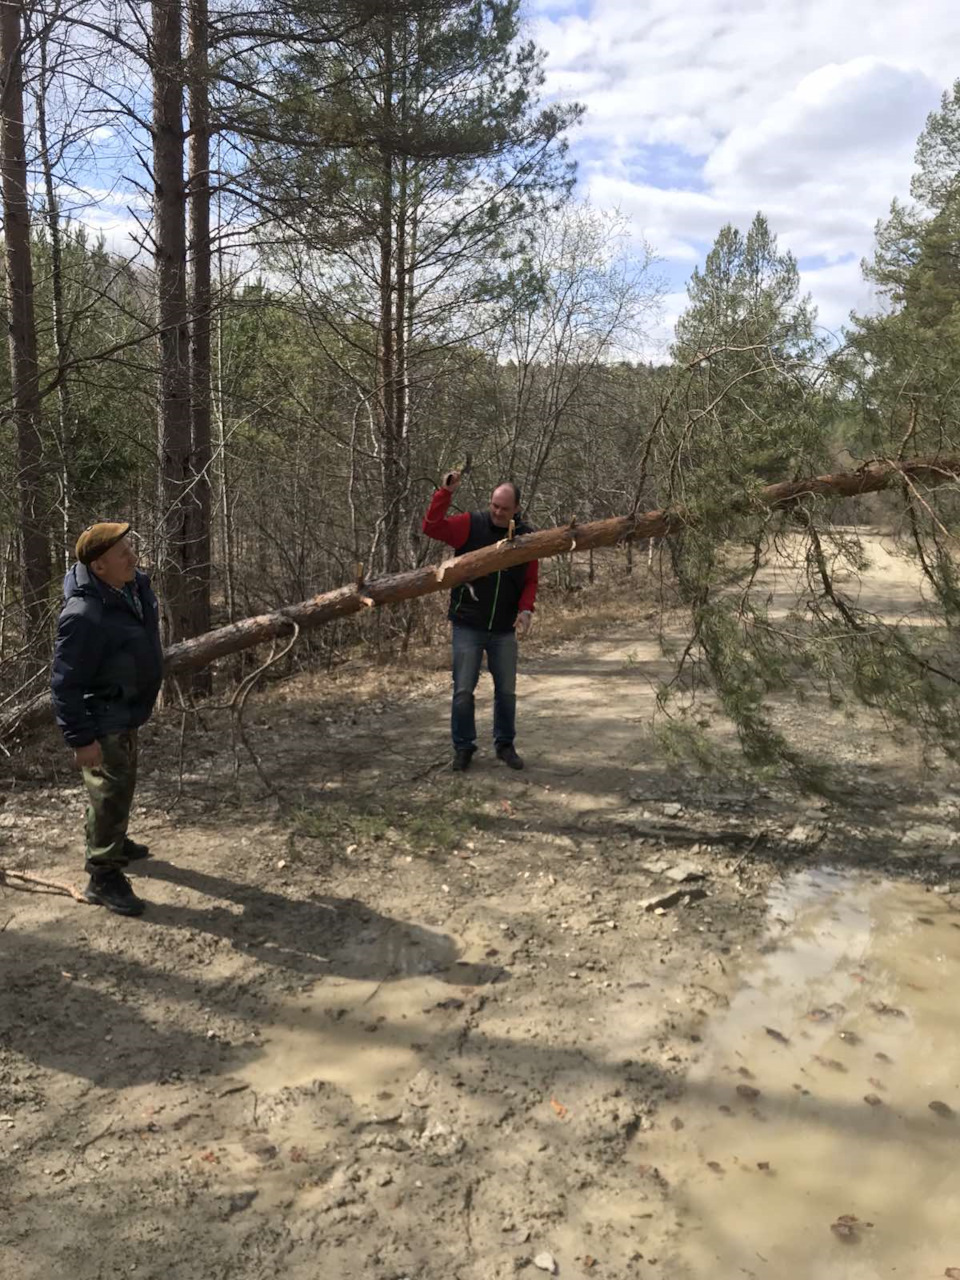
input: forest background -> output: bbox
[2,0,960,770]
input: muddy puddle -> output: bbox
[651,868,960,1278]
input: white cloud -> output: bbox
[702,58,939,260]
[584,178,732,261]
[707,59,934,187]
[536,0,960,334]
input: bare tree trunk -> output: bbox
[215,295,235,623]
[212,127,235,624]
[402,19,423,574]
[395,153,408,516]
[153,0,192,644]
[378,154,398,572]
[0,533,10,660]
[35,24,72,569]
[1,0,51,640]
[377,15,399,573]
[188,0,212,686]
[394,18,411,565]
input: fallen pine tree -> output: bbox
[3,454,959,743]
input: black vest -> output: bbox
[449,511,533,633]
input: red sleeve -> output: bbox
[518,558,539,614]
[422,487,470,548]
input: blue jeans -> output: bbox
[451,624,517,752]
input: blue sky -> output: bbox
[528,0,960,354]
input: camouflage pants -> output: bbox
[82,730,138,868]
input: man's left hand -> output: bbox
[516,611,533,639]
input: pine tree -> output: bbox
[845,78,960,622]
[242,0,581,571]
[673,213,823,488]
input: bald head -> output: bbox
[489,483,520,529]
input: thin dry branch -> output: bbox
[0,866,87,902]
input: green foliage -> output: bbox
[911,80,960,210]
[1,226,154,544]
[672,213,827,488]
[836,78,960,711]
[653,179,960,779]
[248,1,580,294]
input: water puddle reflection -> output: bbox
[653,869,960,1278]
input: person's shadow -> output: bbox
[0,864,504,1097]
[135,859,506,987]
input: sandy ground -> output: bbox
[1,535,958,1280]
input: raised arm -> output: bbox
[422,479,470,549]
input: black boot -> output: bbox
[84,866,146,917]
[496,744,524,771]
[122,837,151,862]
[452,749,473,772]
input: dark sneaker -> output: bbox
[84,867,146,917]
[122,837,151,862]
[452,749,474,772]
[496,744,524,771]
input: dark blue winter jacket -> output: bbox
[51,564,164,747]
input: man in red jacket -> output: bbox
[423,470,539,772]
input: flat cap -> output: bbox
[76,521,131,566]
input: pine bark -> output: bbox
[187,0,212,683]
[1,0,51,638]
[153,0,192,644]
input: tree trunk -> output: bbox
[153,0,192,645]
[377,15,400,573]
[36,25,73,570]
[187,0,212,689]
[7,456,960,739]
[215,296,235,623]
[395,152,409,539]
[394,19,412,563]
[0,533,10,660]
[1,0,51,639]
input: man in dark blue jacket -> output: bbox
[51,522,164,917]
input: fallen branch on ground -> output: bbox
[0,867,87,902]
[3,455,958,742]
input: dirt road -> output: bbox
[1,535,958,1279]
